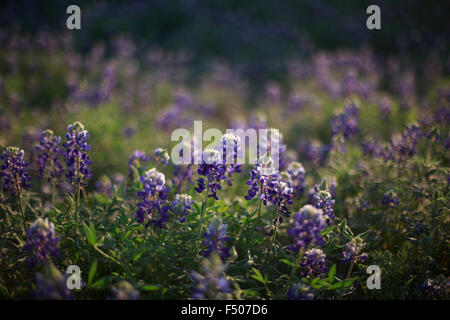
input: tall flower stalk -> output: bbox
[286,205,326,286]
[63,122,92,216]
[36,129,63,206]
[0,146,31,231]
[195,149,225,239]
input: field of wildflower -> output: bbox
[0,1,449,301]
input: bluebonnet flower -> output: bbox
[312,181,336,224]
[191,253,232,300]
[286,282,314,300]
[361,138,382,157]
[171,193,193,222]
[33,263,74,300]
[195,149,226,200]
[245,153,277,202]
[154,147,170,166]
[301,248,327,278]
[219,133,242,185]
[382,191,399,206]
[128,150,148,179]
[0,146,31,195]
[383,125,421,161]
[266,176,294,223]
[136,168,170,228]
[23,218,59,267]
[246,154,293,221]
[286,161,306,196]
[342,236,368,263]
[202,217,231,262]
[297,140,331,166]
[331,102,359,138]
[63,121,92,186]
[35,129,63,180]
[287,205,325,252]
[110,281,140,300]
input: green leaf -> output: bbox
[279,258,293,266]
[83,222,97,246]
[251,268,265,284]
[88,260,98,286]
[328,264,336,283]
[140,284,160,291]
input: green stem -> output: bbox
[257,196,263,218]
[265,206,281,263]
[346,260,355,279]
[341,259,355,299]
[51,177,56,208]
[14,176,26,232]
[75,154,81,219]
[93,244,121,266]
[198,185,209,240]
[289,247,305,282]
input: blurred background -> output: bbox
[0,0,449,185]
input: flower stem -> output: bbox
[14,176,26,232]
[289,246,305,282]
[346,260,355,279]
[257,196,263,218]
[198,185,209,240]
[265,206,281,263]
[93,244,121,266]
[75,154,81,219]
[51,177,56,207]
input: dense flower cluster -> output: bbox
[286,282,314,300]
[312,182,336,224]
[195,149,226,200]
[110,281,140,300]
[301,248,327,277]
[266,176,294,222]
[331,102,359,138]
[33,263,74,300]
[35,129,63,180]
[287,205,325,252]
[191,253,232,300]
[245,153,293,222]
[171,193,193,222]
[0,146,31,195]
[136,168,170,228]
[63,122,92,185]
[342,236,368,263]
[128,150,148,179]
[245,153,276,201]
[202,217,231,262]
[23,218,59,267]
